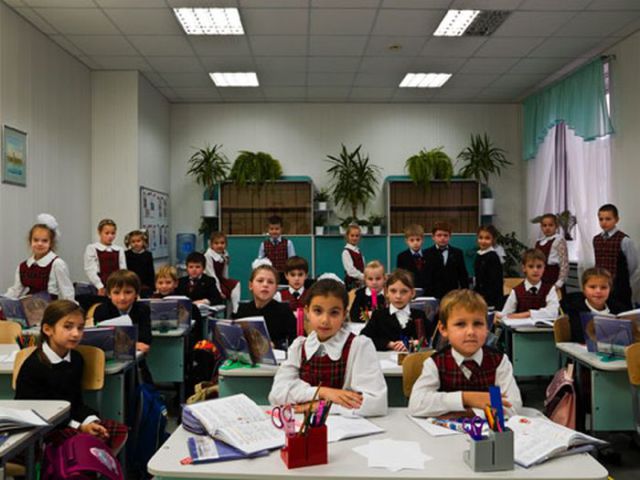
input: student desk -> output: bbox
[218,352,409,408]
[0,400,70,480]
[147,407,608,480]
[503,326,557,377]
[555,342,633,431]
[148,325,192,404]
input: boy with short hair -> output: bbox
[153,265,179,298]
[280,256,309,311]
[499,249,559,320]
[409,289,522,417]
[423,222,469,299]
[177,252,223,306]
[257,215,296,284]
[396,224,427,290]
[593,204,638,310]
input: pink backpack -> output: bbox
[42,433,123,480]
[544,363,576,429]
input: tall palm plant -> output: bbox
[186,144,230,199]
[457,133,511,189]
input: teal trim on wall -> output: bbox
[314,235,387,279]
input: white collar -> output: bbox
[585,299,610,314]
[476,246,495,255]
[304,327,350,361]
[128,248,146,254]
[451,346,483,367]
[537,233,559,245]
[208,248,225,262]
[43,342,71,364]
[26,251,56,267]
[345,243,359,253]
[95,242,119,252]
[389,304,411,316]
[390,304,411,328]
[269,236,283,244]
[410,249,423,256]
[603,227,618,237]
[288,286,304,296]
[365,287,381,297]
[524,279,542,291]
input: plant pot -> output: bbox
[339,226,346,235]
[317,201,328,211]
[481,198,495,216]
[372,225,382,235]
[315,226,324,235]
[360,225,369,235]
[202,200,218,218]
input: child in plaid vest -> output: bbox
[534,214,569,292]
[342,224,365,290]
[278,256,310,312]
[409,289,522,417]
[257,215,296,284]
[269,276,387,416]
[84,218,126,296]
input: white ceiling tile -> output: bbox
[33,8,119,34]
[218,87,265,100]
[263,86,306,98]
[508,57,571,75]
[254,56,306,71]
[49,34,84,56]
[309,36,368,56]
[588,0,640,10]
[474,37,544,57]
[189,36,251,56]
[459,57,519,74]
[202,56,257,71]
[312,0,379,7]
[353,71,402,87]
[447,73,500,88]
[518,0,590,9]
[359,56,414,73]
[528,37,602,57]
[411,56,468,72]
[169,0,237,5]
[104,9,183,35]
[308,72,354,86]
[161,72,212,87]
[307,86,350,99]
[308,56,360,72]
[15,8,57,34]
[431,87,483,101]
[173,87,222,100]
[349,87,395,100]
[157,86,179,101]
[611,17,640,38]
[249,35,307,56]
[142,71,169,87]
[128,35,194,56]
[91,55,152,70]
[381,0,452,8]
[96,0,167,6]
[4,0,26,6]
[421,37,486,57]
[494,11,575,37]
[242,9,309,35]
[557,12,637,37]
[476,87,524,101]
[310,9,376,35]
[146,56,204,72]
[240,0,305,7]
[365,36,427,57]
[451,0,524,10]
[392,88,435,101]
[372,9,445,36]
[76,55,102,69]
[490,74,545,89]
[24,0,94,6]
[66,35,137,55]
[259,71,306,86]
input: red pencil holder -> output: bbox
[280,425,328,469]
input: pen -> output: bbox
[426,418,466,433]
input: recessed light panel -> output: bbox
[210,72,259,87]
[174,8,244,35]
[399,73,452,88]
[433,10,480,37]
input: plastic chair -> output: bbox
[85,302,102,327]
[0,320,22,344]
[348,288,356,312]
[625,342,640,447]
[503,277,522,296]
[553,315,572,344]
[402,351,435,398]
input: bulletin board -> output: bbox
[140,186,169,260]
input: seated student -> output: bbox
[562,267,623,343]
[409,289,522,418]
[349,260,386,323]
[279,256,310,312]
[269,277,387,416]
[16,300,127,455]
[362,269,431,352]
[152,265,203,337]
[257,215,296,284]
[234,260,296,350]
[423,222,469,299]
[499,249,560,321]
[177,252,223,307]
[396,223,428,291]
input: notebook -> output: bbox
[0,292,51,328]
[139,298,192,330]
[0,407,49,433]
[80,325,137,360]
[211,316,277,366]
[186,436,270,464]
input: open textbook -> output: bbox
[0,406,48,433]
[0,292,51,328]
[580,308,640,355]
[325,415,384,443]
[501,316,556,329]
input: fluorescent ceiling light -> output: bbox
[173,8,244,35]
[433,9,480,37]
[210,72,259,87]
[399,73,452,88]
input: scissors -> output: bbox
[271,404,296,437]
[461,416,484,441]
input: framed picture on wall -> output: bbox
[2,125,27,187]
[140,186,170,260]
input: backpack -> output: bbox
[545,363,576,429]
[42,433,123,480]
[127,383,169,477]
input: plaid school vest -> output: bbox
[97,250,120,286]
[263,239,289,272]
[19,257,57,294]
[513,282,553,313]
[593,230,627,281]
[433,346,503,392]
[280,289,305,311]
[535,239,560,285]
[300,333,355,389]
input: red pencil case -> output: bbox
[280,425,328,469]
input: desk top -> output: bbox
[152,325,191,338]
[556,343,627,371]
[147,408,607,480]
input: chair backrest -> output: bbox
[85,303,101,327]
[347,288,356,312]
[0,321,22,344]
[402,351,434,398]
[626,342,640,387]
[503,277,522,296]
[12,346,37,390]
[553,315,572,344]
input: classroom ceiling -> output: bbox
[6,0,640,104]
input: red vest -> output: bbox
[280,289,306,311]
[19,256,57,294]
[535,238,560,285]
[97,249,120,286]
[513,281,553,313]
[593,231,627,280]
[263,239,289,272]
[212,257,239,298]
[344,248,364,288]
[433,346,503,392]
[300,333,355,389]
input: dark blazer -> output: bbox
[125,250,155,295]
[233,299,297,350]
[423,245,469,299]
[349,287,386,323]
[177,274,223,306]
[474,251,504,309]
[396,249,428,290]
[361,308,431,351]
[561,292,624,343]
[93,300,152,345]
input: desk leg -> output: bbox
[25,445,35,480]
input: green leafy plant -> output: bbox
[229,151,283,187]
[338,216,358,229]
[457,134,511,197]
[314,188,330,202]
[530,210,578,241]
[198,217,217,236]
[186,144,230,199]
[496,230,528,277]
[357,218,369,227]
[326,144,381,219]
[314,213,327,227]
[405,147,454,191]
[368,214,383,226]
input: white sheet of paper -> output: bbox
[273,349,286,363]
[378,359,399,370]
[353,439,431,471]
[97,315,132,327]
[325,415,384,443]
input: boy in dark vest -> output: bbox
[408,289,522,417]
[279,256,310,312]
[593,204,638,310]
[257,215,296,284]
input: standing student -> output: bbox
[205,231,241,314]
[473,225,504,310]
[342,224,365,290]
[349,260,386,323]
[268,278,387,416]
[257,215,296,284]
[423,222,469,299]
[593,204,638,310]
[361,269,431,352]
[396,223,428,291]
[409,289,522,417]
[280,256,310,312]
[5,214,74,301]
[177,252,223,307]
[534,214,569,292]
[84,219,126,296]
[16,300,127,454]
[124,229,155,298]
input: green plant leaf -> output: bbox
[405,146,453,190]
[186,144,230,198]
[229,150,282,187]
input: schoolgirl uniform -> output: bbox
[349,287,385,323]
[535,233,569,289]
[5,251,74,300]
[473,246,504,309]
[342,243,365,290]
[268,327,388,416]
[361,305,430,351]
[125,249,155,297]
[84,242,126,291]
[204,247,241,312]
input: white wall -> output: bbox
[0,2,91,288]
[170,103,524,257]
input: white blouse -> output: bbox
[83,242,126,289]
[5,251,75,301]
[341,243,365,280]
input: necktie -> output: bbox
[603,232,610,240]
[292,291,300,299]
[462,360,478,377]
[528,286,538,295]
[189,278,196,294]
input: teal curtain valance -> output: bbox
[523,58,613,160]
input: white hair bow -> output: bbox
[36,213,61,238]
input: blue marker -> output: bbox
[489,385,505,431]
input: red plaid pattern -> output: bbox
[46,419,128,455]
[264,239,289,272]
[280,289,306,311]
[97,250,120,286]
[212,258,239,298]
[433,346,503,392]
[535,240,560,285]
[19,257,56,294]
[513,281,553,313]
[300,333,355,389]
[593,230,626,280]
[344,248,364,289]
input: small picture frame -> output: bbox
[2,125,27,187]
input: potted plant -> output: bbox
[368,214,383,235]
[405,147,454,191]
[314,213,326,236]
[186,144,230,218]
[338,216,357,235]
[457,134,511,216]
[229,151,283,187]
[326,144,381,220]
[315,188,330,211]
[496,230,528,277]
[358,218,369,235]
